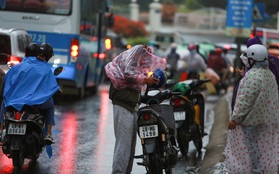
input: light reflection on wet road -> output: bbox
[0,84,219,174]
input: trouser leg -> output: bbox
[112,105,137,174]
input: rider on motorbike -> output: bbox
[0,42,59,144]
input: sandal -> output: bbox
[44,134,55,145]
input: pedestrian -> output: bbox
[166,43,180,79]
[225,44,279,173]
[104,44,167,174]
[231,36,279,112]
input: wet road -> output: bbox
[0,84,220,174]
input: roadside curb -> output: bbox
[199,92,231,174]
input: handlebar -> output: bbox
[187,78,211,89]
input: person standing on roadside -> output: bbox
[225,44,279,173]
[166,43,180,79]
[231,36,279,112]
[105,44,167,174]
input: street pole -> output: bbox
[97,10,103,59]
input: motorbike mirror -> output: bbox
[146,90,160,96]
[182,79,193,85]
[54,66,63,76]
[165,79,176,88]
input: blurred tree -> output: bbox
[110,15,148,38]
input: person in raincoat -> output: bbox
[105,44,167,174]
[0,43,59,144]
[225,44,279,173]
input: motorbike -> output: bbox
[135,86,180,174]
[0,66,63,170]
[169,77,211,157]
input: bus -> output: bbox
[0,0,113,98]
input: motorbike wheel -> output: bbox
[192,124,203,152]
[165,167,173,174]
[147,143,163,174]
[12,150,24,169]
[177,129,189,156]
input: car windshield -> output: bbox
[0,35,11,55]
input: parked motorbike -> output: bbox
[169,78,211,157]
[0,66,63,170]
[135,86,181,174]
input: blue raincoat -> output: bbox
[3,56,59,111]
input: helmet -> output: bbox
[246,44,268,62]
[38,43,54,61]
[150,68,167,88]
[215,47,222,54]
[188,43,197,51]
[25,43,39,57]
[173,82,190,95]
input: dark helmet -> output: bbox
[38,43,54,62]
[25,43,39,57]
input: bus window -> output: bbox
[3,0,71,15]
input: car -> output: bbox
[0,28,32,102]
[0,28,32,73]
[267,42,279,58]
[149,29,183,51]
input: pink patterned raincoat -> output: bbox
[105,45,167,92]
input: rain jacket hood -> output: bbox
[105,45,167,91]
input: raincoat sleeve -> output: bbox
[231,70,261,124]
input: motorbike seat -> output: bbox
[6,105,40,114]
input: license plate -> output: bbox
[174,111,186,121]
[8,123,27,135]
[139,125,158,138]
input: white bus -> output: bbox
[0,0,112,98]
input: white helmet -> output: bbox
[246,44,268,62]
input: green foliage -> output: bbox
[110,15,148,38]
[126,37,149,47]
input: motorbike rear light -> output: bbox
[171,98,185,107]
[8,55,22,65]
[143,114,150,121]
[14,112,22,120]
